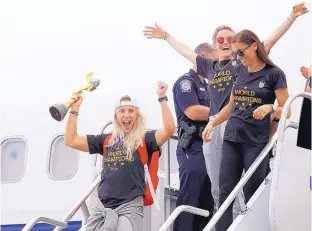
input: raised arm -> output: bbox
[263,3,309,53]
[202,94,234,142]
[154,81,176,146]
[143,23,197,67]
[64,94,89,152]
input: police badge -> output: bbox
[180,79,192,92]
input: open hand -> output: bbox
[157,80,168,97]
[300,66,311,79]
[202,122,214,142]
[143,23,167,40]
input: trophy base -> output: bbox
[49,104,68,121]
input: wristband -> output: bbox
[69,111,79,115]
[158,95,168,102]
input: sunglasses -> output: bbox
[216,36,233,44]
[231,44,252,58]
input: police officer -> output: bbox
[172,43,216,231]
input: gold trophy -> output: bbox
[49,72,100,121]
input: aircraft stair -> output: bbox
[21,92,311,231]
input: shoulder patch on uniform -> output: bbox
[180,79,192,92]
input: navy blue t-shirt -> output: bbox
[224,64,287,146]
[196,56,241,116]
[86,130,160,209]
[172,69,210,128]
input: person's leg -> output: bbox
[203,123,222,211]
[173,143,208,231]
[218,121,244,219]
[85,196,107,231]
[116,196,144,231]
[264,148,273,177]
[116,216,133,231]
[203,120,243,218]
[242,143,269,202]
[215,140,244,231]
[193,159,214,230]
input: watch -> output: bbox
[270,104,277,114]
[273,117,280,122]
[158,95,168,102]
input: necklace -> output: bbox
[215,59,235,72]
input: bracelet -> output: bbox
[69,111,79,115]
[308,76,312,88]
[164,31,170,40]
[287,17,294,23]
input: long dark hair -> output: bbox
[232,29,276,67]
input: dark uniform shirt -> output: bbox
[196,56,241,116]
[172,68,210,131]
[224,64,288,146]
[86,130,160,209]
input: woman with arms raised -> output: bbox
[143,4,308,216]
[64,81,176,231]
[202,29,291,231]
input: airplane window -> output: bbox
[0,137,27,183]
[47,135,79,180]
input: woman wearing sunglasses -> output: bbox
[201,29,291,231]
[143,3,308,219]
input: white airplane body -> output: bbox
[1,1,311,230]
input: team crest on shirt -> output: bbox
[259,80,265,88]
[180,79,192,92]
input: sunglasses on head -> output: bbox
[216,36,233,44]
[231,44,252,58]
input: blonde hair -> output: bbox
[107,96,148,159]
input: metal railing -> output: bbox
[269,92,311,231]
[158,205,210,231]
[21,217,67,231]
[22,121,114,231]
[202,92,309,231]
[21,175,101,231]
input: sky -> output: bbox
[0,0,311,131]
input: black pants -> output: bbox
[173,142,214,231]
[216,140,269,231]
[265,148,273,177]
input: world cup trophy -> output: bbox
[49,72,100,121]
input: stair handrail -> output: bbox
[158,205,210,231]
[21,217,68,231]
[269,92,311,231]
[202,92,307,231]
